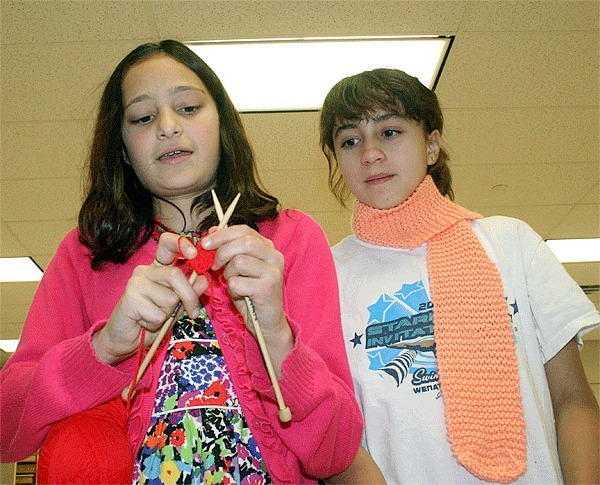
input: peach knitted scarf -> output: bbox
[352,175,526,483]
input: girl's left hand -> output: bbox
[200,225,288,340]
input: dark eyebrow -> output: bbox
[124,86,206,109]
[124,94,151,109]
[372,112,396,122]
[333,122,358,140]
[171,85,204,96]
[333,112,399,139]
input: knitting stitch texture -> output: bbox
[352,176,527,482]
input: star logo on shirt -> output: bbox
[350,333,363,348]
[506,299,519,326]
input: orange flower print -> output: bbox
[146,419,168,450]
[155,419,167,436]
[146,433,167,450]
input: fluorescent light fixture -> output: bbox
[0,257,43,282]
[187,36,453,112]
[546,238,600,263]
[0,339,19,353]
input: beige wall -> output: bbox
[0,463,15,485]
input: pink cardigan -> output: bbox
[1,210,363,483]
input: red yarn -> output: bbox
[174,236,216,278]
[37,397,134,484]
[151,221,217,278]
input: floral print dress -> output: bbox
[133,296,271,484]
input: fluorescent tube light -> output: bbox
[187,36,452,112]
[546,238,600,263]
[0,340,19,353]
[0,257,43,282]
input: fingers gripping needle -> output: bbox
[121,274,197,400]
[211,190,292,423]
[121,193,240,400]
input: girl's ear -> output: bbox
[427,130,441,166]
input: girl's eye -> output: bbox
[179,105,200,114]
[131,115,154,125]
[341,137,359,148]
[382,129,400,137]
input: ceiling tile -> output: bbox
[0,320,29,340]
[0,282,39,307]
[472,204,573,239]
[1,41,153,122]
[443,107,598,166]
[0,223,30,257]
[549,204,600,239]
[260,168,339,213]
[563,262,600,287]
[310,209,354,246]
[33,255,55,272]
[243,111,323,170]
[580,183,599,204]
[6,220,77,258]
[438,31,599,108]
[583,328,599,341]
[452,162,599,209]
[1,121,92,180]
[1,1,155,44]
[1,178,81,222]
[152,0,466,41]
[462,0,598,31]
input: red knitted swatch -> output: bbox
[352,175,526,482]
[173,236,216,279]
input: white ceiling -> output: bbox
[1,0,598,344]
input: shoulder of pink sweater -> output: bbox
[56,227,90,259]
[257,209,322,242]
[53,227,157,271]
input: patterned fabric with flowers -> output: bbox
[133,307,271,485]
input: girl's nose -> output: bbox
[361,145,384,165]
[157,111,182,139]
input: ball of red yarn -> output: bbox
[37,397,134,484]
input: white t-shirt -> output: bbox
[333,216,599,484]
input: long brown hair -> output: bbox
[320,68,453,205]
[79,40,279,268]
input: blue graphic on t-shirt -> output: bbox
[353,280,519,394]
[364,280,437,388]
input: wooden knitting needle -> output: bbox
[121,194,240,400]
[244,296,292,423]
[211,190,292,423]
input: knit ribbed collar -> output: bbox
[351,175,481,249]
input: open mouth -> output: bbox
[158,149,192,161]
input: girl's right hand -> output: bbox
[92,233,203,365]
